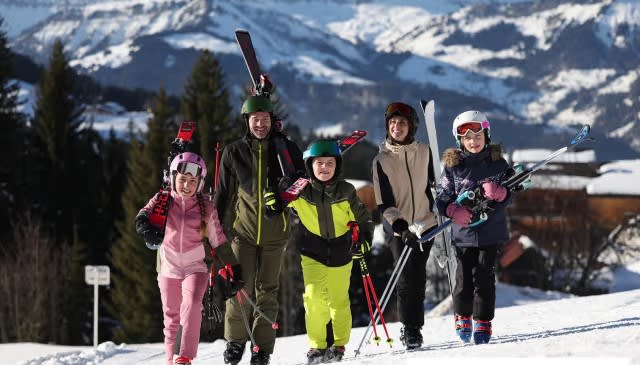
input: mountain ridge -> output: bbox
[2,0,639,160]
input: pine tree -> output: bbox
[181,50,240,188]
[31,38,84,240]
[0,17,26,238]
[110,87,175,342]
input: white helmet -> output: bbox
[452,110,491,139]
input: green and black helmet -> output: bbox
[241,95,274,115]
[303,139,342,181]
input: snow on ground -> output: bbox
[6,277,640,365]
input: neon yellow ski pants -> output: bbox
[301,255,352,349]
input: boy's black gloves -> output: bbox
[220,264,245,300]
[277,176,294,193]
[134,214,164,246]
[351,240,371,260]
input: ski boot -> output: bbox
[306,348,326,365]
[455,314,472,343]
[174,356,191,365]
[250,350,271,365]
[223,342,245,365]
[400,326,423,350]
[473,320,492,344]
[324,345,345,362]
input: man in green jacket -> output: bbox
[215,95,304,365]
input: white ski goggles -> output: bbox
[456,121,490,137]
[175,162,202,177]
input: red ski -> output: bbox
[146,121,196,249]
[280,130,367,202]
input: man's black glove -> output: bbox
[134,214,164,247]
[263,189,283,216]
[220,264,245,300]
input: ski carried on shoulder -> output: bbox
[457,124,594,226]
[280,130,368,202]
[417,124,594,243]
[146,121,196,250]
[235,28,297,178]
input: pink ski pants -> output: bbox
[158,272,208,365]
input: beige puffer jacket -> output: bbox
[372,139,438,235]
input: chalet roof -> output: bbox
[586,160,640,196]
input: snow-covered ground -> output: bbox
[4,262,640,365]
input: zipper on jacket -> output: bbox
[281,212,287,232]
[179,198,186,270]
[404,150,416,223]
[256,142,263,245]
[321,185,331,238]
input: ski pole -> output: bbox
[354,244,411,356]
[238,288,279,330]
[203,142,224,333]
[354,221,451,356]
[359,258,392,346]
[349,222,394,353]
[217,263,260,353]
[236,290,260,353]
[348,221,380,345]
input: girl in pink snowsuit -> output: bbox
[135,152,229,365]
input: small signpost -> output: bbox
[85,265,110,347]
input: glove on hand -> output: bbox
[263,190,283,215]
[401,229,421,250]
[446,203,472,227]
[351,240,371,260]
[220,264,245,300]
[482,181,507,202]
[277,176,294,193]
[134,214,164,246]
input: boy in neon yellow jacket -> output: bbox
[268,140,373,364]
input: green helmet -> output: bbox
[303,140,342,180]
[241,95,273,115]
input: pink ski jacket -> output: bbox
[140,191,227,279]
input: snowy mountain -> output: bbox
[4,283,640,364]
[2,0,639,159]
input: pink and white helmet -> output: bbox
[170,152,207,192]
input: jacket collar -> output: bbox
[381,138,418,154]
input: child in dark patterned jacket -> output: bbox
[435,110,513,345]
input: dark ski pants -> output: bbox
[453,245,499,321]
[389,234,432,328]
[224,236,286,354]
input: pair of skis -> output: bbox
[145,121,197,249]
[235,29,367,201]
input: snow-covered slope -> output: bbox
[5,286,640,365]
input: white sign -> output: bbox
[85,265,110,286]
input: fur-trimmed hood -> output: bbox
[442,144,504,168]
